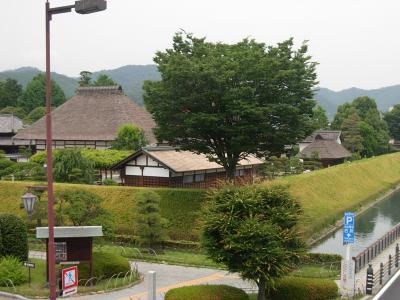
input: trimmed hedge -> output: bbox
[0,214,28,261]
[269,277,338,300]
[165,285,249,300]
[302,253,342,264]
[78,251,130,280]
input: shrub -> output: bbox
[165,285,249,300]
[78,251,130,280]
[269,277,338,300]
[0,162,44,180]
[0,214,28,261]
[102,179,118,186]
[301,253,342,265]
[53,149,95,183]
[0,256,28,286]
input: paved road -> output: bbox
[375,269,400,300]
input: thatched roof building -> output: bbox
[14,86,156,150]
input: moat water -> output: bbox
[311,189,400,257]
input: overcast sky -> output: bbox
[1,0,399,91]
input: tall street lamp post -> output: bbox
[44,1,106,299]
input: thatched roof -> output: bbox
[113,146,264,173]
[299,135,351,160]
[14,86,156,143]
[0,114,24,133]
[302,130,341,143]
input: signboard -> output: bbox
[343,212,355,244]
[341,259,355,296]
[62,266,78,296]
[24,262,35,268]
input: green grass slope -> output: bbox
[2,152,400,242]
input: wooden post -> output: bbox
[89,237,93,282]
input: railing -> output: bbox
[365,244,400,294]
[354,223,400,273]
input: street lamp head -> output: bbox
[75,0,107,14]
[21,192,37,220]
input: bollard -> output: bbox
[389,254,392,276]
[396,244,399,268]
[147,271,156,300]
[380,262,384,285]
[366,264,374,295]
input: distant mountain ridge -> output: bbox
[1,66,399,115]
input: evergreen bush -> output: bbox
[0,214,28,261]
[165,285,249,300]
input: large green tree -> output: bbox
[0,78,22,109]
[144,33,318,178]
[53,149,95,184]
[17,74,66,112]
[94,74,117,86]
[310,105,329,130]
[384,104,400,141]
[112,124,147,151]
[203,185,306,300]
[332,96,389,156]
[78,71,93,87]
[341,112,363,153]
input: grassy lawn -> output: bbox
[0,258,140,298]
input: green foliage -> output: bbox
[135,191,168,248]
[333,96,390,156]
[0,106,27,119]
[56,189,110,229]
[310,105,329,130]
[93,74,118,86]
[0,214,28,261]
[23,107,45,124]
[259,157,304,179]
[384,104,400,140]
[144,33,317,177]
[202,185,306,299]
[268,277,338,300]
[17,74,66,112]
[0,162,45,181]
[0,256,28,286]
[78,251,130,280]
[165,285,249,300]
[53,149,95,183]
[102,179,118,186]
[0,78,22,109]
[301,253,342,265]
[78,71,93,87]
[0,158,15,171]
[112,124,147,151]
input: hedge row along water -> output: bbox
[2,152,400,242]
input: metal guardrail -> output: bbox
[354,223,400,273]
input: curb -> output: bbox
[0,291,30,300]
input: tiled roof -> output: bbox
[0,114,24,133]
[299,138,351,159]
[302,130,342,143]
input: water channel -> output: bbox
[311,189,400,257]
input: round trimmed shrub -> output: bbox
[0,214,28,261]
[78,251,130,280]
[0,256,28,286]
[269,277,338,300]
[165,285,249,300]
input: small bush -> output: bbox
[0,214,28,261]
[78,251,130,280]
[0,256,28,286]
[269,277,338,300]
[102,179,118,186]
[165,285,249,300]
[301,253,342,264]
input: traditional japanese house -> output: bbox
[0,114,26,155]
[13,86,156,150]
[112,146,264,188]
[298,131,351,167]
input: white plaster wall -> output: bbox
[143,167,169,177]
[126,166,142,176]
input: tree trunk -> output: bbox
[257,279,267,300]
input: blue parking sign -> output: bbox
[343,212,355,244]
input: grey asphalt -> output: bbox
[376,274,400,300]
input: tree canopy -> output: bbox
[94,74,118,86]
[332,96,389,156]
[17,74,66,112]
[0,78,22,109]
[23,107,46,124]
[144,33,318,178]
[384,104,400,141]
[202,185,306,300]
[53,149,95,183]
[310,105,329,130]
[78,71,93,87]
[112,124,148,151]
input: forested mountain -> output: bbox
[1,66,400,113]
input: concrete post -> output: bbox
[366,264,374,295]
[389,254,392,276]
[396,244,399,268]
[380,262,384,285]
[148,271,156,300]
